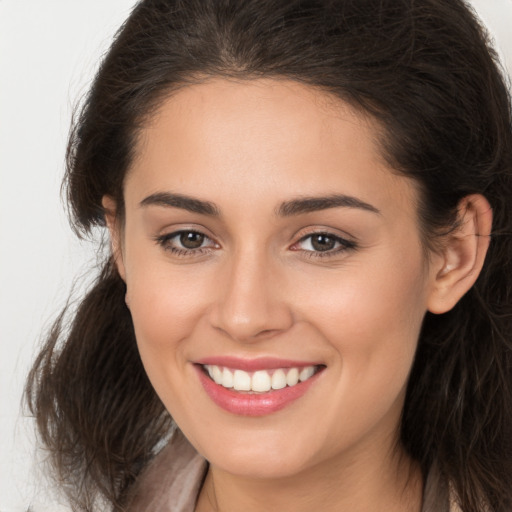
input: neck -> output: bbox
[195,442,423,512]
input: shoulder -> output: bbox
[125,428,208,512]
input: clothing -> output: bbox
[126,429,455,512]
[126,429,207,512]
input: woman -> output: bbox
[26,0,512,511]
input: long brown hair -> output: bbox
[26,1,512,510]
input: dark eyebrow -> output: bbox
[139,192,379,217]
[140,192,220,216]
[277,194,381,216]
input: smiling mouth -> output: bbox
[200,364,325,393]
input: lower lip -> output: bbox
[194,365,323,416]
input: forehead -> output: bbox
[126,77,417,219]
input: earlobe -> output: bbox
[427,194,492,314]
[102,195,127,282]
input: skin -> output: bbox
[104,78,492,511]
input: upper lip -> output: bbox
[194,356,323,372]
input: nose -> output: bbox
[209,248,294,342]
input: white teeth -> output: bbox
[299,366,315,382]
[222,367,234,388]
[233,369,251,391]
[203,364,319,392]
[286,367,299,386]
[212,365,223,384]
[252,370,272,392]
[271,369,287,390]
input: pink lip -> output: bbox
[194,364,324,417]
[195,356,320,372]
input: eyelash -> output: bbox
[154,230,357,259]
[292,231,357,259]
[154,230,217,257]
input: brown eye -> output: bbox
[155,229,216,255]
[292,231,357,257]
[310,234,337,252]
[180,231,205,249]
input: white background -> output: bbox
[1,1,511,510]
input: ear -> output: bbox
[427,194,492,314]
[102,195,126,281]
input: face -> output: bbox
[112,78,437,479]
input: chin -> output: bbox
[193,426,322,479]
[210,451,313,480]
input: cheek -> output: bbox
[123,249,213,387]
[125,271,212,423]
[298,249,428,430]
[124,231,212,327]
[129,277,192,346]
[308,239,428,342]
